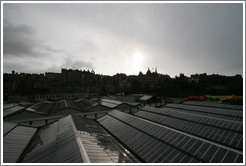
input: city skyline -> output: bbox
[3,67,244,78]
[2,2,244,77]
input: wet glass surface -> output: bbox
[72,115,139,163]
[98,110,243,163]
[3,126,37,163]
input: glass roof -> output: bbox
[3,103,18,110]
[136,108,243,151]
[3,105,25,118]
[100,101,117,108]
[72,115,139,163]
[101,99,122,105]
[97,110,243,163]
[21,115,139,163]
[3,125,37,163]
[166,103,242,122]
[22,116,83,163]
[184,101,243,110]
[3,122,18,136]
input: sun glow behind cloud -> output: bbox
[2,3,243,77]
[131,52,144,75]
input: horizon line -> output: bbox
[3,68,243,78]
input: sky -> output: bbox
[2,2,244,77]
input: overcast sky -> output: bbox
[3,3,243,77]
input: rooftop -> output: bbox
[3,101,243,163]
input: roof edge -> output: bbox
[68,115,91,163]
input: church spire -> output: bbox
[146,68,151,75]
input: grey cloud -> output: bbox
[3,62,26,73]
[2,3,243,76]
[47,59,94,73]
[77,38,101,55]
[71,61,93,69]
[3,22,63,58]
[3,4,22,21]
[3,60,46,74]
[62,57,94,70]
[46,64,61,73]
